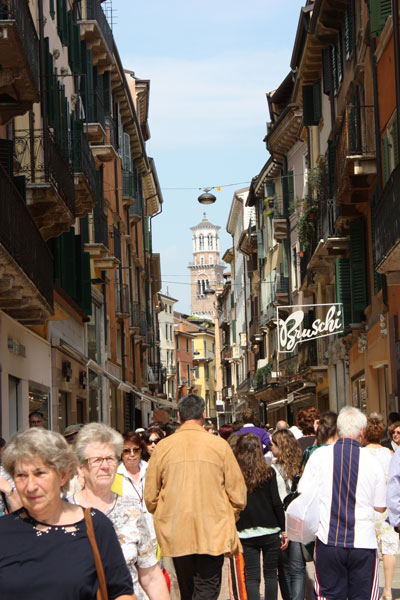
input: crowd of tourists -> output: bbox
[0,400,399,599]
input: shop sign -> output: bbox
[7,337,26,357]
[277,303,343,353]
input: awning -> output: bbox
[132,386,178,409]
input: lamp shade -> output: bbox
[198,191,216,205]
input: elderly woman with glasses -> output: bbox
[69,423,170,600]
[0,428,135,599]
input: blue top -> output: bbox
[0,508,133,599]
[237,425,271,450]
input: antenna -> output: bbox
[102,0,117,30]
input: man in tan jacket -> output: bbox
[144,393,247,600]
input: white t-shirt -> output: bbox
[298,439,386,549]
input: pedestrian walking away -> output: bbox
[144,393,247,600]
[298,406,386,600]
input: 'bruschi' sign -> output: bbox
[277,303,344,353]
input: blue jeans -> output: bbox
[278,541,305,600]
[241,532,281,600]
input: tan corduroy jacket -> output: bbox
[144,421,247,558]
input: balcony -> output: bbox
[221,345,232,361]
[272,197,288,241]
[260,303,278,329]
[375,163,400,283]
[167,365,176,377]
[122,170,136,207]
[334,105,376,203]
[14,129,75,240]
[0,163,53,324]
[115,283,129,319]
[275,274,289,303]
[250,316,263,344]
[0,0,40,124]
[78,0,113,73]
[222,386,233,401]
[148,362,162,389]
[129,195,143,223]
[84,209,119,270]
[72,131,97,218]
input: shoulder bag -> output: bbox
[84,507,108,600]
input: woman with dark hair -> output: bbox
[270,429,304,600]
[302,410,338,466]
[364,413,399,600]
[233,434,287,600]
[218,423,234,440]
[142,427,164,461]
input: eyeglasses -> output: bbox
[146,438,160,445]
[83,456,118,468]
[122,447,141,455]
[393,430,400,436]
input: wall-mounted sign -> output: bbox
[277,303,344,353]
[7,337,26,357]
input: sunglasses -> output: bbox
[146,438,161,445]
[122,447,141,455]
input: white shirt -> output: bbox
[117,461,156,542]
[298,440,386,549]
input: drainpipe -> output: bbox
[370,37,383,195]
[392,0,400,155]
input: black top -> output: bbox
[298,435,316,453]
[236,471,285,532]
[0,508,133,600]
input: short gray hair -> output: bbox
[178,394,205,422]
[2,428,78,493]
[337,406,367,438]
[74,422,123,462]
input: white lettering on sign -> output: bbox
[278,304,343,352]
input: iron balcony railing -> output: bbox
[0,0,40,90]
[334,105,376,192]
[167,365,176,376]
[374,162,400,268]
[148,363,162,383]
[129,301,141,328]
[115,283,129,316]
[276,274,289,294]
[123,170,135,198]
[0,163,53,307]
[72,131,97,201]
[14,128,75,216]
[92,205,108,247]
[86,0,113,55]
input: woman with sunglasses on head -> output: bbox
[69,423,170,600]
[112,431,156,549]
[142,427,164,461]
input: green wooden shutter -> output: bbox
[345,0,354,59]
[322,47,332,95]
[81,42,94,122]
[282,172,289,214]
[143,216,150,252]
[50,0,55,19]
[370,197,383,294]
[303,85,316,126]
[331,44,338,92]
[75,234,92,315]
[57,0,68,45]
[392,113,399,167]
[60,228,77,299]
[382,133,391,185]
[0,139,13,176]
[313,80,322,124]
[336,258,351,330]
[68,11,81,74]
[370,0,392,38]
[103,71,112,115]
[232,319,236,343]
[288,170,294,208]
[350,218,368,323]
[337,32,343,83]
[257,229,266,259]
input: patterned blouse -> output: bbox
[69,494,156,600]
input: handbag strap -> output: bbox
[84,507,108,600]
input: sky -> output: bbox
[110,0,305,312]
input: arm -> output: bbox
[269,472,286,531]
[387,450,400,526]
[223,445,247,519]
[144,450,161,515]
[138,564,170,600]
[0,475,22,512]
[115,595,137,600]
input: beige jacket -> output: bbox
[144,422,247,557]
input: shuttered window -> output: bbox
[257,229,266,259]
[337,32,344,84]
[57,0,69,46]
[350,217,368,323]
[382,133,391,186]
[327,139,336,197]
[302,81,322,126]
[322,47,332,95]
[68,11,81,74]
[336,258,351,331]
[392,113,399,168]
[369,0,392,38]
[103,71,112,115]
[344,0,354,59]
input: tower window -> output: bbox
[199,235,204,249]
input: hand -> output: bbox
[280,532,289,550]
[0,475,13,495]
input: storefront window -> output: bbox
[29,384,49,429]
[58,391,69,433]
[351,372,367,413]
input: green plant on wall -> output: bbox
[255,363,273,385]
[294,162,328,249]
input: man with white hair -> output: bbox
[298,406,386,600]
